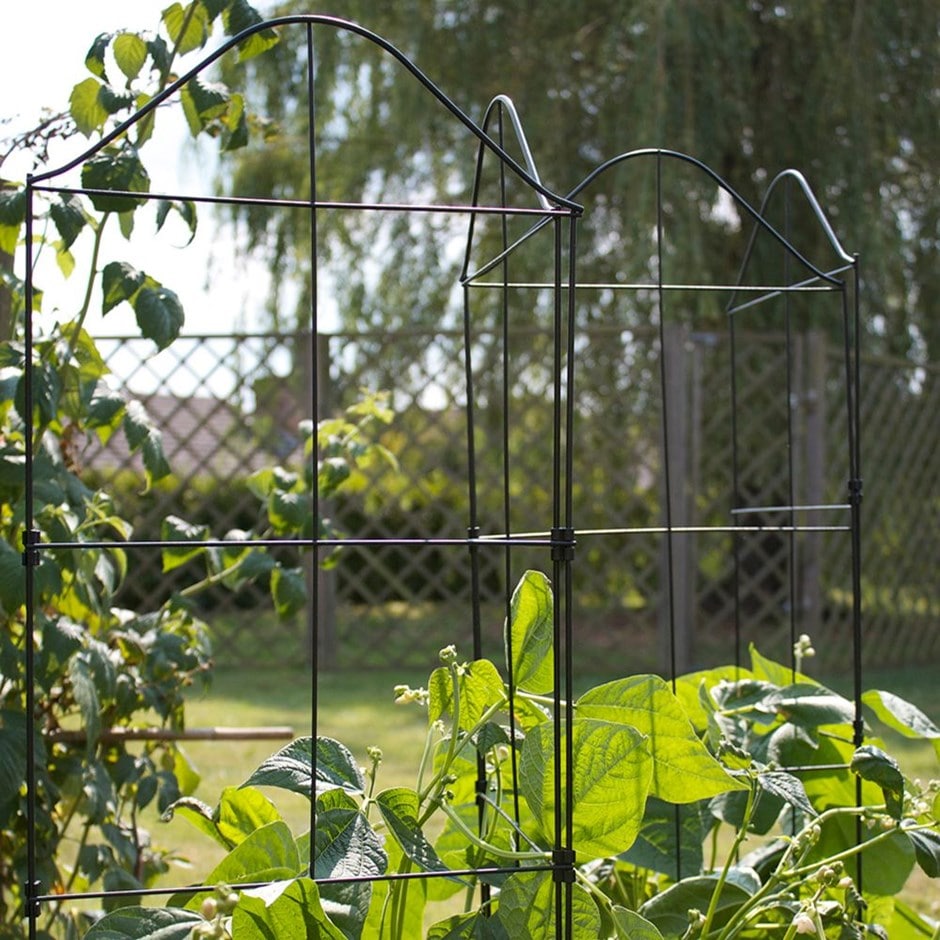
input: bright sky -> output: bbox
[1,1,275,337]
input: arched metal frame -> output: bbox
[20,16,861,938]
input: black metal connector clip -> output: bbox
[550,527,575,562]
[21,529,41,567]
[552,847,576,883]
[847,478,863,506]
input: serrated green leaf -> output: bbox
[222,92,249,150]
[70,77,109,134]
[180,75,229,136]
[521,716,653,860]
[84,33,111,80]
[68,656,101,755]
[15,358,62,425]
[577,674,744,802]
[242,736,366,798]
[0,540,25,613]
[122,400,170,488]
[102,260,146,313]
[49,194,86,249]
[0,189,26,254]
[496,871,600,940]
[113,32,148,81]
[81,147,150,213]
[376,787,452,874]
[162,2,210,55]
[223,0,280,61]
[98,84,136,116]
[133,286,184,350]
[271,564,306,619]
[507,570,554,694]
[0,710,29,803]
[160,515,209,572]
[268,488,308,534]
[155,199,198,243]
[82,906,203,939]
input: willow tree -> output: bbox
[219,0,936,359]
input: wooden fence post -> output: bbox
[801,329,826,638]
[659,323,694,676]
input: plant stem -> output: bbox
[701,774,756,936]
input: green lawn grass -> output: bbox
[147,662,940,919]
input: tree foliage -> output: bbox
[222,1,937,358]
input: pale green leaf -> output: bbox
[113,32,148,81]
[223,0,279,61]
[234,878,346,940]
[70,77,109,135]
[162,2,210,55]
[611,907,665,940]
[495,871,600,940]
[577,675,744,802]
[215,785,282,848]
[521,716,653,860]
[506,569,554,694]
[429,657,506,732]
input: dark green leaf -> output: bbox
[87,382,126,439]
[621,798,710,878]
[271,564,306,619]
[133,286,184,350]
[223,0,279,61]
[242,736,366,798]
[429,911,511,939]
[767,684,856,728]
[314,788,386,880]
[155,199,198,243]
[98,85,136,116]
[639,874,754,936]
[851,745,904,819]
[83,906,203,939]
[376,787,452,874]
[863,689,940,742]
[68,656,101,754]
[81,148,150,213]
[49,194,86,250]
[147,36,170,76]
[909,829,940,879]
[0,540,25,613]
[180,75,229,136]
[122,400,170,487]
[102,261,146,313]
[15,358,62,425]
[268,489,308,533]
[85,33,111,80]
[0,710,29,804]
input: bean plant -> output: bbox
[89,571,939,939]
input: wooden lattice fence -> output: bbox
[85,326,938,672]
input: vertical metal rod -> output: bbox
[783,178,799,680]
[305,21,320,876]
[23,177,39,940]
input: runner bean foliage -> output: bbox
[91,572,939,939]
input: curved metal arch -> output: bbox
[31,14,580,212]
[568,148,846,287]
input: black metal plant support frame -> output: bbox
[19,16,862,938]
